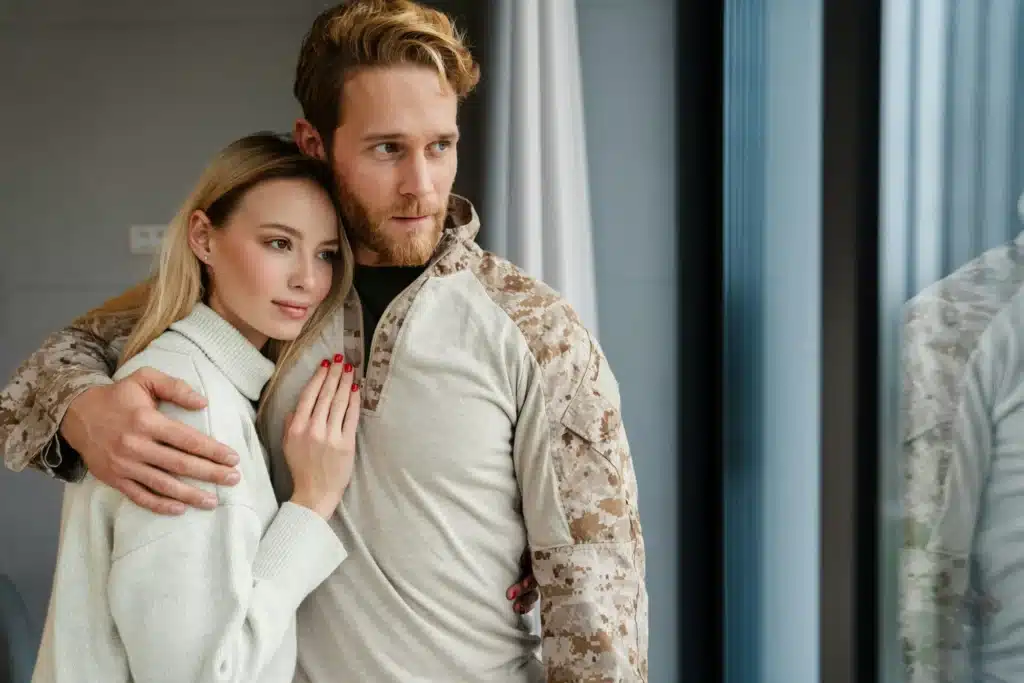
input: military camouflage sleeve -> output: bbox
[0,308,137,480]
[900,425,972,683]
[899,295,997,683]
[512,303,648,682]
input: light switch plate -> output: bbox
[129,225,167,255]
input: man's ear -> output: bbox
[294,119,328,161]
[187,210,216,265]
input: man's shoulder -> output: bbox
[450,244,592,368]
[903,234,1024,440]
[905,234,1024,348]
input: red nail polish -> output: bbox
[509,588,518,599]
[334,353,344,363]
[351,383,360,392]
[320,359,330,368]
[343,363,353,373]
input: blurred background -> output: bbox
[4,0,1022,682]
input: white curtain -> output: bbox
[483,0,600,337]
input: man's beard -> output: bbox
[338,185,447,267]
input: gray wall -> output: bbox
[577,1,680,680]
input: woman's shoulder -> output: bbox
[113,330,211,393]
[112,330,259,452]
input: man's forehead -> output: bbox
[338,65,458,133]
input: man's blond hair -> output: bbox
[294,0,480,141]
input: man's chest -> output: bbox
[264,274,531,498]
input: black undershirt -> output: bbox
[352,265,426,362]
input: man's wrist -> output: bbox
[51,383,104,481]
[58,383,101,447]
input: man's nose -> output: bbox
[398,153,433,199]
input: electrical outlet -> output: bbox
[129,225,167,255]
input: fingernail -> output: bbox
[334,353,344,363]
[343,362,353,373]
[169,503,186,515]
[509,588,518,599]
[202,495,218,509]
[321,359,330,368]
[351,383,360,392]
[224,471,240,485]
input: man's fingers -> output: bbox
[137,438,240,487]
[115,479,186,516]
[118,460,219,510]
[136,368,206,410]
[145,411,238,468]
[294,361,331,428]
[327,366,355,435]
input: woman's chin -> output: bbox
[259,320,305,344]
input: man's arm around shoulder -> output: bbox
[0,282,240,516]
[0,302,137,478]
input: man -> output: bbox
[901,231,1024,683]
[0,1,649,681]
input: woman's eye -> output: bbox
[319,250,338,261]
[267,238,290,250]
[374,142,399,155]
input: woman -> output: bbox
[33,132,361,683]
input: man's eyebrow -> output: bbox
[361,130,460,143]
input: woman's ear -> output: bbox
[187,210,215,265]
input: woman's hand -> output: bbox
[284,355,360,519]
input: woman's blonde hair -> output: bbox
[106,132,353,423]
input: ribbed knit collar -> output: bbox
[169,303,274,401]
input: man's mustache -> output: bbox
[385,202,443,219]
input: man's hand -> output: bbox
[61,367,241,515]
